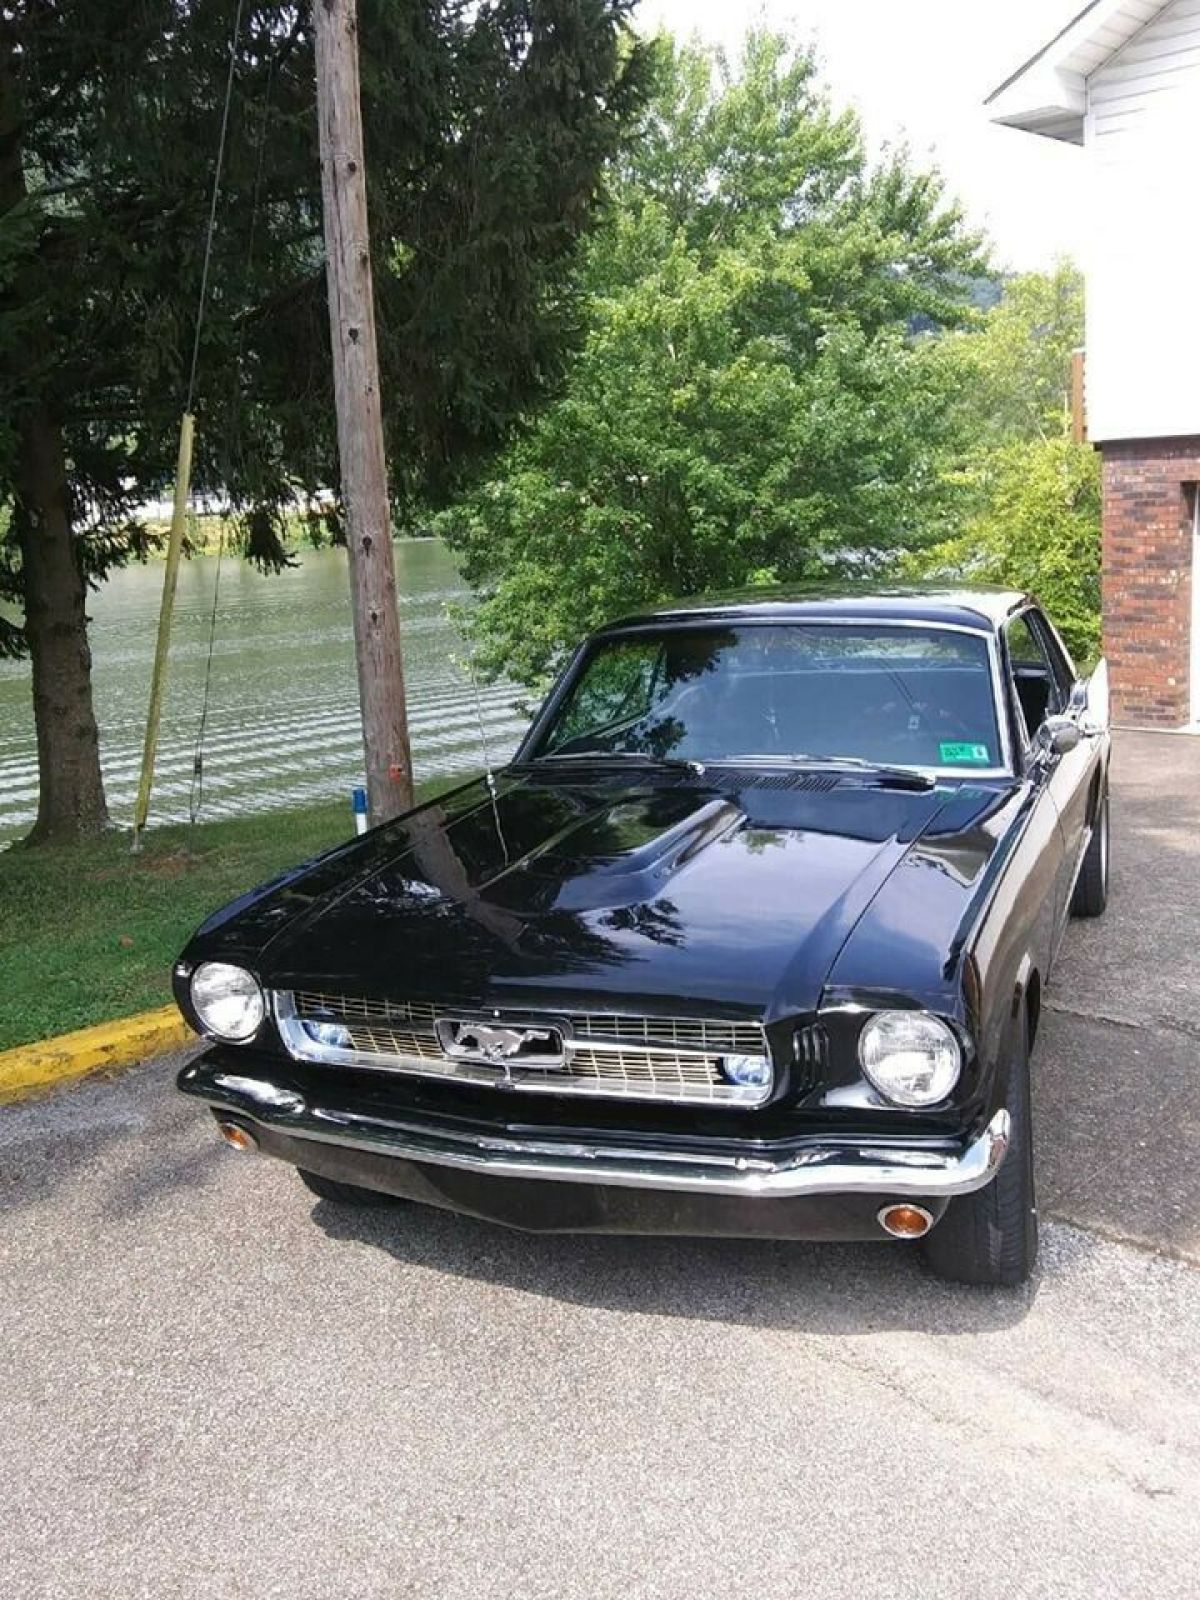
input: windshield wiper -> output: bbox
[521,750,937,790]
[523,751,709,776]
[716,755,936,791]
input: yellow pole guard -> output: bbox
[132,412,195,849]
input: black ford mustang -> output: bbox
[174,587,1111,1286]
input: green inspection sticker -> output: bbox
[939,741,992,766]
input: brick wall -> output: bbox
[1100,436,1200,727]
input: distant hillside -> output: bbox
[909,273,1006,334]
[968,276,1006,311]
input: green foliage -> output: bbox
[441,33,990,686]
[913,436,1102,665]
[0,0,651,654]
[0,773,471,1051]
[906,262,1101,663]
[940,260,1085,444]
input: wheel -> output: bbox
[297,1168,406,1207]
[1070,787,1110,918]
[920,1015,1038,1287]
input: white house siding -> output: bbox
[1085,0,1200,442]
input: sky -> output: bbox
[637,0,1088,271]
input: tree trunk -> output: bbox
[2,29,108,846]
[15,409,110,845]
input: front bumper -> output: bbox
[178,1052,1009,1239]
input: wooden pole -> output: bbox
[131,411,195,851]
[1071,347,1087,445]
[313,0,413,823]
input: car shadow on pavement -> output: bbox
[310,1195,1039,1335]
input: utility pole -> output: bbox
[313,0,413,822]
[1070,347,1087,446]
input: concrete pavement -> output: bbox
[2,730,1198,1599]
[1039,730,1200,1262]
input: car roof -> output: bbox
[598,582,1033,636]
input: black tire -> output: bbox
[296,1168,406,1208]
[920,1015,1038,1287]
[1070,787,1110,918]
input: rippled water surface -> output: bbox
[0,541,531,845]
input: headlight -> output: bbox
[190,962,265,1043]
[301,1018,353,1051]
[721,1052,771,1090]
[858,1010,962,1107]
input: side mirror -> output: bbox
[1039,715,1082,758]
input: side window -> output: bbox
[1006,614,1044,668]
[1028,608,1076,702]
[1005,613,1057,742]
[545,640,662,752]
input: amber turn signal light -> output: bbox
[215,1119,258,1153]
[877,1203,934,1239]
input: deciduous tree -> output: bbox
[908,263,1102,663]
[442,34,990,685]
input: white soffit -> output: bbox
[986,0,1169,142]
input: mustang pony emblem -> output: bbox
[436,1019,565,1072]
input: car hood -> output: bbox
[238,773,1016,1023]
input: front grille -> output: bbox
[571,1012,765,1054]
[276,989,774,1108]
[291,991,445,1063]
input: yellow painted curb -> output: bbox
[0,1006,194,1103]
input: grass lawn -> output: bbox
[0,777,470,1053]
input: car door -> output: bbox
[1003,610,1092,941]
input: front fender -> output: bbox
[820,780,1055,1120]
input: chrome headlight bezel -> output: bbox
[857,1009,964,1108]
[189,961,266,1044]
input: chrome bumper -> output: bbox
[178,1058,1010,1201]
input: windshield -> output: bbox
[533,623,1004,773]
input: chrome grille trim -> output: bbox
[293,990,440,1031]
[574,1012,765,1054]
[274,990,774,1108]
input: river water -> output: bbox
[0,541,532,846]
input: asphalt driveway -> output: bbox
[2,730,1198,1600]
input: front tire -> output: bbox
[920,1017,1038,1287]
[297,1168,406,1208]
[1071,788,1109,918]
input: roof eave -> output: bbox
[987,67,1087,144]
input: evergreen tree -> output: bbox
[0,0,649,842]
